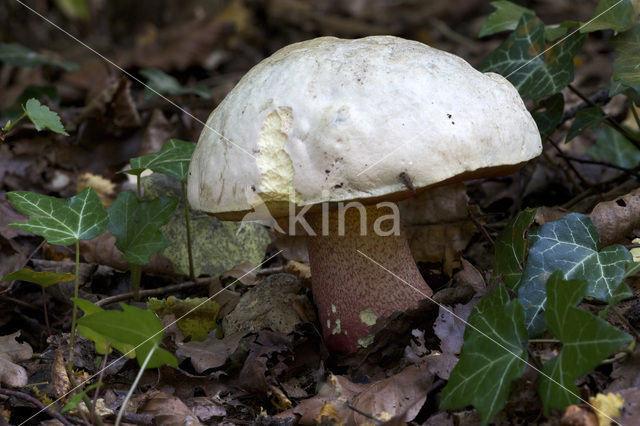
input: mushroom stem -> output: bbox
[306,204,433,352]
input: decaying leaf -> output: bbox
[51,349,71,400]
[0,331,33,387]
[140,391,203,426]
[589,392,624,426]
[148,296,219,341]
[76,173,116,207]
[176,332,243,374]
[590,187,640,247]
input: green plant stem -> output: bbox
[611,306,640,341]
[567,84,640,149]
[42,287,51,336]
[631,102,640,130]
[115,344,157,426]
[181,180,195,281]
[136,175,142,199]
[2,111,27,132]
[67,240,80,373]
[130,263,142,301]
[91,345,110,425]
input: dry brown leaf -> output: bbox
[561,405,599,426]
[137,109,173,157]
[590,187,640,246]
[51,349,70,400]
[349,365,433,424]
[185,396,226,423]
[77,173,116,207]
[140,391,202,426]
[0,331,33,388]
[176,332,243,374]
[454,257,486,292]
[433,300,475,355]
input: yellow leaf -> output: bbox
[589,392,624,426]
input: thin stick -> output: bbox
[95,278,211,307]
[0,388,73,426]
[181,180,195,281]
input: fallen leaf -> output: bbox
[51,349,70,401]
[589,393,624,426]
[140,391,202,426]
[561,405,599,426]
[434,300,476,355]
[148,296,219,341]
[76,173,116,207]
[176,332,243,374]
[590,187,640,246]
[0,332,33,387]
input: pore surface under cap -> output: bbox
[188,36,541,217]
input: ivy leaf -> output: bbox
[8,188,108,246]
[492,208,538,289]
[532,94,564,139]
[23,99,68,135]
[610,24,640,95]
[480,14,584,99]
[0,42,78,71]
[580,0,636,33]
[478,1,534,37]
[77,303,177,368]
[539,272,631,414]
[107,191,177,265]
[73,298,136,357]
[587,126,640,170]
[440,284,528,425]
[140,68,211,99]
[565,107,606,142]
[125,139,195,182]
[0,268,74,288]
[518,213,632,335]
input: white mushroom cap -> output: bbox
[188,36,541,218]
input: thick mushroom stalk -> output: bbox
[306,204,432,352]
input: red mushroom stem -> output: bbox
[306,203,433,352]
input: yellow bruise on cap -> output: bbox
[256,107,301,203]
[359,307,378,326]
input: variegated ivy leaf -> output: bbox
[107,190,177,265]
[518,213,632,335]
[8,188,107,246]
[124,139,195,182]
[440,284,528,425]
[539,272,631,414]
[492,208,537,289]
[480,13,584,99]
[610,24,640,95]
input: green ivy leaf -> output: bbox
[440,284,528,425]
[23,99,68,135]
[565,107,606,142]
[140,68,211,99]
[580,0,636,33]
[73,298,136,357]
[0,268,74,288]
[492,208,538,289]
[539,272,631,414]
[0,42,78,71]
[107,191,177,264]
[125,139,196,182]
[518,213,632,335]
[587,126,640,170]
[478,1,534,37]
[532,94,564,139]
[480,14,584,99]
[610,24,640,95]
[77,303,177,368]
[8,188,108,246]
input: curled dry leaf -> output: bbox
[51,349,70,400]
[140,391,202,426]
[590,187,640,246]
[176,331,243,374]
[0,331,33,387]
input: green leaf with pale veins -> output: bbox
[587,126,640,170]
[610,24,640,95]
[518,213,632,336]
[77,302,177,368]
[24,99,68,135]
[539,272,631,414]
[0,42,78,71]
[0,268,74,288]
[492,208,537,289]
[140,68,211,99]
[125,139,195,182]
[107,190,177,265]
[478,1,534,37]
[565,107,606,142]
[480,13,585,99]
[532,94,564,139]
[580,0,636,33]
[440,284,528,425]
[8,188,108,246]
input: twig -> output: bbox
[567,84,640,150]
[545,137,592,187]
[466,207,494,246]
[0,388,74,426]
[95,278,211,307]
[560,88,610,124]
[346,402,382,424]
[256,265,286,275]
[611,306,640,341]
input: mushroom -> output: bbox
[188,36,541,352]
